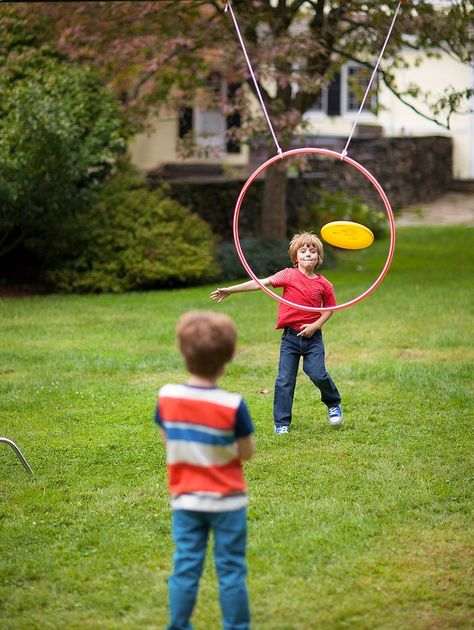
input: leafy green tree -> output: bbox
[0,55,125,258]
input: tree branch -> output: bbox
[130,43,201,102]
[385,84,452,130]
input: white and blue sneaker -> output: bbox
[275,425,289,435]
[328,405,343,427]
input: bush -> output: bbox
[47,172,218,293]
[300,190,388,240]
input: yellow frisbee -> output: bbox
[320,221,374,250]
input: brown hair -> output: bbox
[176,310,237,378]
[288,232,324,269]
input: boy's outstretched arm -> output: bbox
[211,277,271,302]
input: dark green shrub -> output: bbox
[149,179,264,241]
[149,177,320,241]
[47,175,218,293]
[300,190,388,239]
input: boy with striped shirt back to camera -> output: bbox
[155,310,255,630]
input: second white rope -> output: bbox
[341,1,404,158]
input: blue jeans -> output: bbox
[274,327,341,428]
[167,508,250,630]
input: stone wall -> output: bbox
[149,136,453,239]
[299,135,453,208]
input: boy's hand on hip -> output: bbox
[297,323,319,338]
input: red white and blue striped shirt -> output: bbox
[155,384,254,512]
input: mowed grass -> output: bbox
[1,225,473,629]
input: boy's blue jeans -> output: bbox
[167,508,250,630]
[274,327,341,428]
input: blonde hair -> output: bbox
[288,232,324,269]
[176,310,237,378]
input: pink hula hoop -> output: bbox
[233,147,396,312]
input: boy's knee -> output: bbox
[304,367,327,382]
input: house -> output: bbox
[129,49,473,183]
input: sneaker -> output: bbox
[328,405,343,427]
[275,425,289,435]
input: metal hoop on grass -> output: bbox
[233,147,396,312]
[0,437,34,476]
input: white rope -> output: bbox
[225,1,283,155]
[341,1,403,159]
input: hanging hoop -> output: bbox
[233,147,396,312]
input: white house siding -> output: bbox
[128,107,249,172]
[304,50,473,180]
[129,110,177,171]
[378,50,473,180]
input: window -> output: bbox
[306,74,341,117]
[178,74,242,156]
[345,63,378,113]
[308,88,328,114]
[305,63,378,123]
[194,72,225,152]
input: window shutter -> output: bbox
[226,83,241,154]
[327,73,341,116]
[179,107,193,138]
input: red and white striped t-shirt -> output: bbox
[155,384,254,512]
[269,268,336,330]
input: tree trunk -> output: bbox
[260,162,288,241]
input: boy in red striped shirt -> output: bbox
[155,310,255,630]
[211,232,342,434]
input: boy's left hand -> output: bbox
[297,323,319,337]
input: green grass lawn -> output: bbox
[1,226,473,629]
